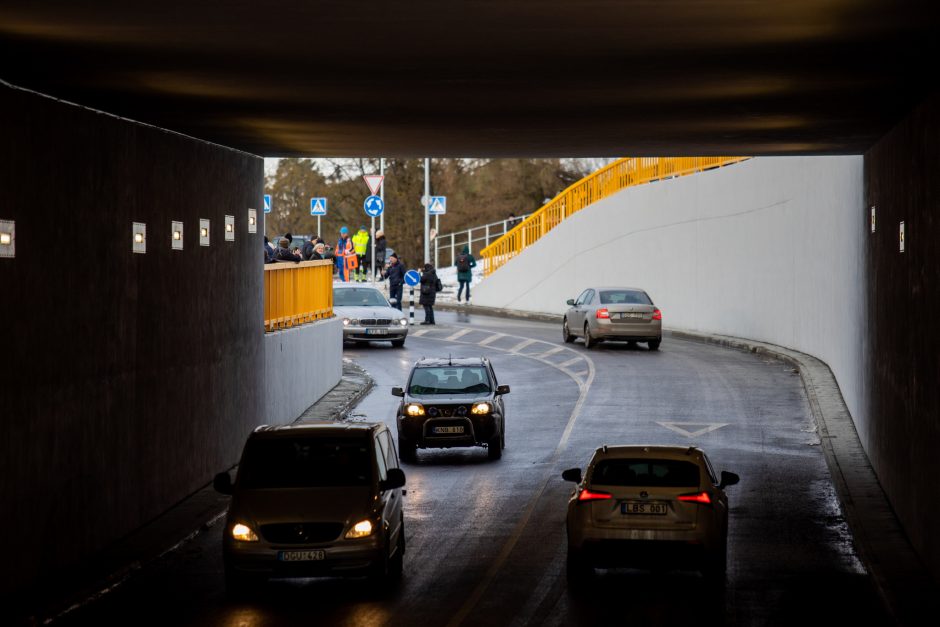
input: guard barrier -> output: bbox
[480,156,748,275]
[264,260,334,331]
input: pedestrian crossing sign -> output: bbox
[428,196,447,215]
[310,197,328,216]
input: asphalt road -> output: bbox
[56,311,889,626]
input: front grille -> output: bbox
[360,318,392,326]
[427,405,468,418]
[261,522,344,544]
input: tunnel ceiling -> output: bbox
[1,1,938,157]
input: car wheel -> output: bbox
[369,533,399,584]
[583,324,597,349]
[562,318,575,343]
[398,434,417,463]
[702,540,727,582]
[648,338,662,351]
[566,547,593,584]
[391,338,405,348]
[501,419,506,450]
[487,434,503,460]
[389,521,405,580]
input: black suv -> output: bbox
[392,357,510,461]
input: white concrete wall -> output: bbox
[263,317,343,424]
[475,157,869,440]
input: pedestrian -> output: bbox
[301,236,316,260]
[507,213,519,229]
[263,236,275,263]
[455,245,476,304]
[419,262,441,325]
[335,226,357,282]
[374,230,387,280]
[312,242,332,261]
[274,237,300,263]
[383,253,405,311]
[352,226,370,282]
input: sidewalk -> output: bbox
[22,360,374,626]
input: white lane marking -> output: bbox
[508,338,536,353]
[478,332,505,346]
[445,328,474,341]
[410,329,429,336]
[656,422,729,438]
[531,345,564,359]
[558,356,582,368]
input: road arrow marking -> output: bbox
[656,422,729,438]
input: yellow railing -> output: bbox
[480,156,748,275]
[264,260,334,332]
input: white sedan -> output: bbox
[334,284,408,347]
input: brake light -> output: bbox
[596,308,610,319]
[677,491,711,504]
[652,308,662,321]
[578,488,613,502]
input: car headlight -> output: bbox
[399,318,408,326]
[231,523,259,542]
[345,519,374,539]
[342,318,350,326]
[471,402,492,415]
[348,318,359,326]
[406,403,425,416]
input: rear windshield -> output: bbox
[409,366,491,395]
[238,437,372,489]
[334,288,389,307]
[599,290,652,305]
[591,459,700,487]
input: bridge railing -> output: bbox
[264,260,334,332]
[479,156,748,275]
[434,213,532,268]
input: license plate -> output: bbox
[366,328,388,335]
[278,550,326,562]
[619,312,644,319]
[433,426,465,434]
[621,501,668,515]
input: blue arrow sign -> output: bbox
[428,195,447,215]
[310,197,328,216]
[263,194,272,214]
[364,195,385,217]
[404,270,421,286]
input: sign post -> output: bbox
[363,195,385,285]
[310,197,327,237]
[363,174,385,284]
[404,269,421,326]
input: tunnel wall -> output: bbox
[475,156,868,454]
[864,94,940,581]
[0,82,336,600]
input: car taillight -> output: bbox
[596,308,610,319]
[677,491,711,504]
[578,488,613,502]
[652,308,662,321]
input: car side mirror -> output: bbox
[391,387,404,397]
[381,468,406,491]
[213,471,233,495]
[718,471,739,489]
[561,468,582,483]
[496,384,511,395]
[566,299,575,306]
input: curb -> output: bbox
[669,329,937,625]
[434,301,562,324]
[31,362,376,626]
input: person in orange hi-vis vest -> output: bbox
[335,226,358,282]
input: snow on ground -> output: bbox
[362,259,486,304]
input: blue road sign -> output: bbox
[404,270,421,287]
[310,197,328,216]
[364,195,385,218]
[428,195,447,215]
[263,195,272,214]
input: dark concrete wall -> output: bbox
[0,83,264,597]
[865,93,940,582]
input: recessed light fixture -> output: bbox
[171,220,183,250]
[0,219,13,258]
[132,222,146,254]
[200,219,210,246]
[225,215,235,241]
[248,208,258,234]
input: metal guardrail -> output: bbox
[434,214,532,269]
[264,260,334,332]
[479,157,749,275]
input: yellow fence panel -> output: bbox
[480,157,748,275]
[263,260,334,332]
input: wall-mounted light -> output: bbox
[132,222,147,254]
[171,220,183,250]
[248,208,258,234]
[899,221,905,253]
[870,206,876,234]
[0,219,14,258]
[225,215,235,242]
[200,219,210,247]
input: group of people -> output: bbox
[264,232,332,263]
[334,226,387,282]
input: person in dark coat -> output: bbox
[454,245,476,304]
[383,253,405,310]
[419,262,439,325]
[301,237,316,260]
[264,236,276,263]
[373,230,387,279]
[274,237,300,263]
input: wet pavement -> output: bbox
[54,311,889,626]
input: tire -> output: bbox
[562,318,575,343]
[487,433,503,460]
[566,547,593,585]
[370,532,401,584]
[391,338,405,348]
[648,338,662,351]
[702,540,727,582]
[398,434,417,463]
[501,419,506,450]
[583,324,597,349]
[388,520,405,580]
